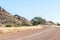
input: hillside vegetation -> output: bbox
[0,7,32,27]
[0,7,55,27]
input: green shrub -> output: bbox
[5,24,13,27]
[57,23,60,26]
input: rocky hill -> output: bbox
[14,15,32,26]
[0,7,32,27]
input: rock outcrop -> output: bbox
[0,7,32,27]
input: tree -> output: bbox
[48,21,55,24]
[57,23,60,26]
[31,17,46,25]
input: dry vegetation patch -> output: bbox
[0,25,43,34]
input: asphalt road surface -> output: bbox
[0,26,60,40]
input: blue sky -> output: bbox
[0,0,60,23]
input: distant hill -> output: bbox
[0,7,32,27]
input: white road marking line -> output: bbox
[17,28,55,40]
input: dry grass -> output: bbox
[0,25,43,34]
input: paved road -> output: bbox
[0,27,60,40]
